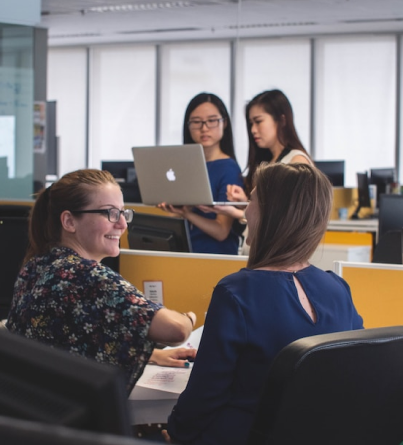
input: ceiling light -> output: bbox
[85,2,192,13]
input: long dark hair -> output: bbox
[183,92,237,161]
[25,169,119,263]
[247,163,332,269]
[244,89,309,195]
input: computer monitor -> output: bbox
[315,160,345,187]
[101,161,142,203]
[0,415,154,445]
[0,330,132,437]
[351,172,371,219]
[0,216,29,319]
[369,168,396,207]
[378,194,403,240]
[127,213,192,253]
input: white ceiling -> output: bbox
[40,0,403,47]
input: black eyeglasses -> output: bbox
[71,208,134,223]
[187,117,225,130]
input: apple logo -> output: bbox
[166,168,176,181]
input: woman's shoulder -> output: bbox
[281,149,313,165]
[216,267,275,290]
[49,246,125,284]
[208,157,241,170]
[207,158,243,186]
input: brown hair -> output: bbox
[247,163,333,269]
[25,169,119,263]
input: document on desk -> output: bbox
[133,326,204,397]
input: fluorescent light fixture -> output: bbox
[85,2,192,13]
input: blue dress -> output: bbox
[167,266,364,445]
[190,158,244,255]
[7,246,162,393]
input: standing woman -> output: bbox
[227,89,313,205]
[159,92,244,255]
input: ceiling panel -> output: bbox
[39,0,403,46]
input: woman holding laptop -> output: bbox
[158,92,244,255]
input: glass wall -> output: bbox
[0,24,34,198]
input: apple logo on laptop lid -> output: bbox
[166,168,176,181]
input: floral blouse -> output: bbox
[7,246,162,393]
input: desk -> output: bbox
[327,219,378,252]
[327,219,378,234]
[310,244,371,271]
[129,326,204,425]
[129,384,180,425]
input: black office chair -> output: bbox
[0,415,156,445]
[0,205,31,319]
[372,229,403,264]
[248,326,403,445]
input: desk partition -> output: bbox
[335,261,403,328]
[119,249,248,328]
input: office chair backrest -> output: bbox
[372,229,403,264]
[248,326,403,445]
[378,194,403,240]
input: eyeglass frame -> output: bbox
[70,208,134,223]
[187,117,225,130]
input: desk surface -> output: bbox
[328,218,378,233]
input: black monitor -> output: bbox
[315,160,345,187]
[127,213,192,252]
[351,172,371,220]
[369,168,396,207]
[0,415,154,445]
[0,216,29,319]
[101,161,142,203]
[378,194,403,240]
[0,330,132,437]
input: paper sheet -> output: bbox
[133,326,204,395]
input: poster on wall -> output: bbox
[34,101,46,154]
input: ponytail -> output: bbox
[24,185,52,263]
[23,169,119,264]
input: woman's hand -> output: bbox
[196,204,244,220]
[161,429,172,443]
[157,203,193,218]
[150,347,197,367]
[227,184,248,203]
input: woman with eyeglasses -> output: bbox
[6,169,197,393]
[158,92,244,255]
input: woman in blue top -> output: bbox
[163,163,364,445]
[159,93,244,255]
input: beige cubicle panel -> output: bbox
[335,261,403,328]
[119,249,248,328]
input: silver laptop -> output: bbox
[131,144,248,206]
